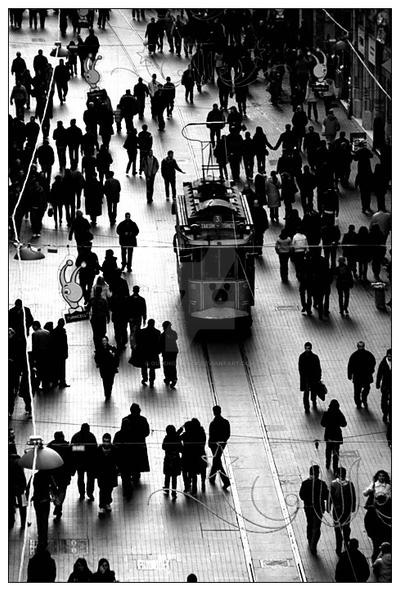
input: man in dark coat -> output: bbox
[27,549,56,582]
[126,285,147,350]
[347,341,376,409]
[94,336,118,400]
[109,270,129,354]
[138,124,153,174]
[136,319,161,387]
[75,245,100,304]
[9,299,34,341]
[95,433,119,516]
[250,199,269,255]
[160,321,179,388]
[311,253,332,320]
[31,321,51,390]
[52,318,69,388]
[160,150,185,201]
[335,538,370,582]
[376,349,391,423]
[66,118,82,169]
[52,120,68,172]
[321,399,347,473]
[208,405,231,489]
[116,212,139,272]
[71,423,97,501]
[54,58,70,104]
[68,210,92,254]
[121,403,150,484]
[83,174,103,226]
[36,138,55,184]
[145,17,158,55]
[119,89,138,133]
[328,467,356,555]
[298,342,322,413]
[11,51,27,83]
[354,142,373,214]
[181,64,195,103]
[103,171,121,225]
[299,465,328,554]
[206,103,225,146]
[47,431,73,521]
[84,28,100,58]
[133,77,149,119]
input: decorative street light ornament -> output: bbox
[83,54,102,90]
[310,49,330,93]
[59,258,89,323]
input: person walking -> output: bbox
[298,342,322,413]
[335,256,354,316]
[160,321,178,388]
[94,336,119,401]
[292,105,308,151]
[108,269,129,354]
[376,349,391,423]
[163,76,176,118]
[123,129,138,175]
[116,212,139,273]
[356,225,372,282]
[335,538,370,582]
[143,149,159,203]
[136,319,161,387]
[75,245,100,304]
[161,150,185,201]
[27,548,56,582]
[133,77,149,119]
[250,199,269,256]
[299,465,328,555]
[68,210,92,254]
[341,224,358,278]
[126,285,147,351]
[36,139,55,184]
[181,64,195,103]
[347,341,376,409]
[95,433,119,516]
[120,403,150,484]
[321,399,347,473]
[54,58,70,104]
[71,423,97,501]
[103,171,121,226]
[119,89,138,134]
[190,418,208,494]
[354,141,374,214]
[138,124,153,174]
[52,120,68,173]
[206,103,225,147]
[29,470,55,551]
[328,467,357,555]
[10,81,28,120]
[47,431,73,522]
[275,230,292,282]
[208,405,231,489]
[162,425,182,500]
[265,170,281,223]
[145,17,158,55]
[31,321,51,391]
[83,173,103,226]
[87,285,110,351]
[65,119,82,170]
[52,318,69,388]
[322,109,340,144]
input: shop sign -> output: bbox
[368,36,376,66]
[357,26,365,55]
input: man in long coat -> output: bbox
[136,319,161,387]
[298,342,322,413]
[347,341,376,409]
[120,403,150,486]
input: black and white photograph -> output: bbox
[8,3,392,583]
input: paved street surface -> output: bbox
[9,9,391,583]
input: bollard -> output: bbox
[371,282,386,310]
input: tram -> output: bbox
[173,124,255,330]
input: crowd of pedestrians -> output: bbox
[9,8,391,584]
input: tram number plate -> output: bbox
[201,223,233,228]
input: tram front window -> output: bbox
[201,247,235,280]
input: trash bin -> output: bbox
[371,282,386,310]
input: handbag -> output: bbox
[315,380,328,401]
[47,206,54,217]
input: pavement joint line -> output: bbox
[238,342,307,583]
[202,342,256,582]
